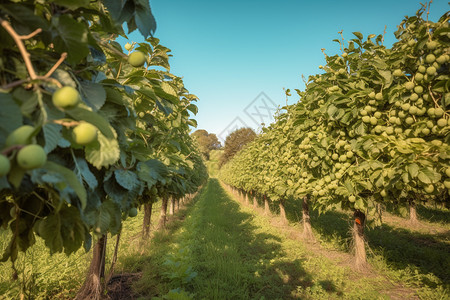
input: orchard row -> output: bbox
[0,1,207,298]
[219,5,449,267]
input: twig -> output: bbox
[105,229,122,287]
[44,52,67,78]
[1,145,24,156]
[93,36,128,59]
[52,119,80,127]
[0,19,40,79]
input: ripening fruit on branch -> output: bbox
[72,122,98,145]
[52,86,80,109]
[426,40,438,50]
[404,82,415,90]
[446,167,450,177]
[393,69,403,77]
[128,207,138,217]
[0,155,11,177]
[128,51,147,67]
[124,42,132,51]
[5,125,35,147]
[425,54,436,64]
[17,144,47,170]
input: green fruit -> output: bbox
[444,180,450,189]
[342,53,348,58]
[410,93,419,101]
[332,153,339,160]
[128,207,138,217]
[362,116,370,123]
[426,120,434,128]
[426,66,436,76]
[374,111,382,119]
[424,184,434,194]
[437,118,447,127]
[128,51,147,67]
[425,54,436,64]
[389,116,396,123]
[370,117,377,125]
[6,125,35,147]
[434,107,444,117]
[17,144,46,170]
[445,167,450,177]
[413,86,423,94]
[0,155,11,177]
[368,92,376,99]
[386,127,394,135]
[375,93,383,101]
[427,108,436,117]
[349,195,356,202]
[124,42,132,51]
[405,117,414,125]
[426,41,438,50]
[52,86,80,109]
[431,140,442,147]
[393,69,403,77]
[360,109,368,116]
[436,55,447,64]
[346,151,354,158]
[418,65,426,73]
[401,103,410,111]
[409,106,418,115]
[380,189,387,197]
[421,128,430,135]
[404,82,415,90]
[415,73,424,81]
[72,122,97,145]
[10,206,16,218]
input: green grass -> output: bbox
[131,179,419,299]
[0,201,163,299]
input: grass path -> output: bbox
[130,179,424,299]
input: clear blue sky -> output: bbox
[118,0,449,143]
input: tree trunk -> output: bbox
[76,235,107,300]
[157,196,168,230]
[409,200,419,225]
[253,193,258,209]
[245,192,249,205]
[176,198,180,211]
[264,195,271,216]
[352,210,367,269]
[169,197,175,215]
[301,196,314,240]
[142,202,153,239]
[279,200,287,225]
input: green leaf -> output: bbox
[51,15,89,65]
[43,123,62,154]
[65,107,114,139]
[135,0,157,37]
[40,213,63,254]
[187,104,198,115]
[43,161,88,209]
[79,81,107,111]
[74,158,98,190]
[114,169,140,191]
[137,159,168,186]
[0,93,23,148]
[353,32,363,40]
[417,171,431,184]
[85,131,120,170]
[407,163,419,178]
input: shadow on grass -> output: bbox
[176,179,343,299]
[280,201,450,288]
[384,202,450,225]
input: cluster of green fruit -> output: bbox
[0,125,46,176]
[52,86,98,145]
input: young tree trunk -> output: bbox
[169,197,175,215]
[253,193,258,209]
[245,192,249,205]
[301,196,315,240]
[142,202,153,239]
[76,235,107,300]
[409,200,419,225]
[264,195,271,216]
[176,198,180,211]
[279,200,288,225]
[352,210,367,269]
[157,196,168,230]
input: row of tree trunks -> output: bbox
[142,202,153,239]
